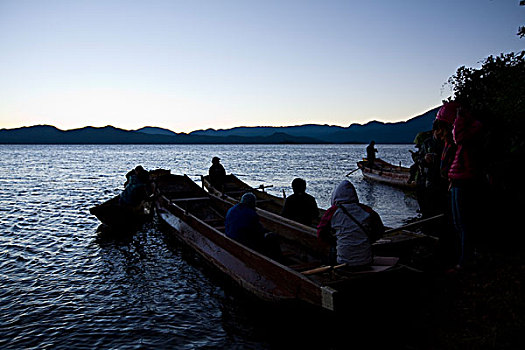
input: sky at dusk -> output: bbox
[1,0,523,133]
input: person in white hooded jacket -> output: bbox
[330,180,381,268]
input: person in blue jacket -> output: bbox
[225,193,265,249]
[225,192,281,259]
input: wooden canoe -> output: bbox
[89,168,169,233]
[201,173,428,255]
[89,195,153,233]
[155,173,412,311]
[357,158,416,189]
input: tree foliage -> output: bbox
[446,51,525,194]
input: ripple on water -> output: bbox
[0,144,419,349]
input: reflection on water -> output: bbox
[0,144,421,349]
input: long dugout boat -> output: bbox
[155,172,416,311]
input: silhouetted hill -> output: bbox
[190,107,439,143]
[0,107,439,144]
[0,125,320,144]
[330,107,439,143]
[191,124,346,139]
[0,125,66,143]
[0,125,168,144]
[135,127,179,136]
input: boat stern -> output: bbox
[321,286,337,311]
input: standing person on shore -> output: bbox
[408,131,432,214]
[435,101,483,271]
[409,129,448,219]
[281,178,319,226]
[448,103,483,270]
[434,103,458,182]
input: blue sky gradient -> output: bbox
[1,0,523,132]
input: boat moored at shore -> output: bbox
[155,172,413,311]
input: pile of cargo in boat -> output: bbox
[89,195,152,234]
[89,168,169,236]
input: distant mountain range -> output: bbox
[0,107,439,144]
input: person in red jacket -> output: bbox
[435,101,483,271]
[449,105,483,270]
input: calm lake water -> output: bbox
[0,144,423,349]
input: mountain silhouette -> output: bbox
[189,107,439,143]
[0,107,439,144]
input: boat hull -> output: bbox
[89,168,168,234]
[89,195,152,232]
[357,158,416,189]
[154,173,411,311]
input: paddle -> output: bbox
[302,263,347,275]
[345,168,360,177]
[383,213,445,234]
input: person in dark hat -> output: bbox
[208,156,226,190]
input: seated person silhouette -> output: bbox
[208,156,226,190]
[281,178,319,226]
[226,192,281,259]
